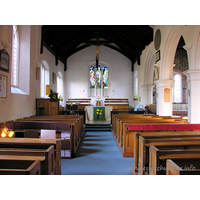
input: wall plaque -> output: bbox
[164,88,170,102]
[0,74,7,98]
[154,29,161,51]
[155,50,160,62]
[0,49,10,73]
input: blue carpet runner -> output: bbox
[61,130,133,175]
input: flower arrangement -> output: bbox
[38,105,45,110]
[58,94,63,101]
[133,93,139,101]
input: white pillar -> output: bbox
[184,70,200,124]
[142,84,154,105]
[147,84,154,105]
[155,80,174,116]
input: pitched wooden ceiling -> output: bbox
[40,25,153,71]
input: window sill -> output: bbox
[11,87,28,95]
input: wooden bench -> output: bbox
[67,98,91,111]
[5,116,84,159]
[166,159,200,175]
[149,145,200,175]
[122,123,200,158]
[112,116,188,157]
[0,138,61,175]
[0,160,41,175]
[133,131,200,175]
[138,136,200,175]
[0,145,54,175]
[112,114,187,146]
[104,98,129,111]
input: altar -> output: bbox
[85,106,113,122]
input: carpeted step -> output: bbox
[85,128,111,131]
[85,124,111,132]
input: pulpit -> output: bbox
[36,98,59,116]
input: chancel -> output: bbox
[2,24,200,178]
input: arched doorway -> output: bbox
[172,36,188,117]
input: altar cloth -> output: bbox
[85,106,113,121]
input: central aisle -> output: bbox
[61,130,133,175]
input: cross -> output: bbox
[96,96,101,106]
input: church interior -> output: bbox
[1,22,200,197]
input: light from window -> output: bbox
[12,25,19,87]
[103,66,108,89]
[134,70,138,95]
[40,66,45,97]
[90,66,95,89]
[173,74,182,102]
[57,71,63,99]
[96,65,102,89]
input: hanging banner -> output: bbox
[93,107,105,121]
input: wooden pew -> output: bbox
[122,122,200,158]
[113,121,191,157]
[149,145,200,175]
[138,136,200,175]
[0,160,41,175]
[115,118,185,149]
[0,145,54,175]
[133,131,200,175]
[67,98,91,111]
[166,159,200,175]
[0,138,61,175]
[112,114,187,148]
[6,117,84,159]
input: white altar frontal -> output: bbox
[85,106,113,123]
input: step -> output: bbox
[85,124,111,126]
[85,125,111,128]
[85,128,111,132]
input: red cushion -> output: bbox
[126,124,200,131]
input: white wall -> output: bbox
[65,45,134,107]
[0,25,65,123]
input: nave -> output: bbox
[61,129,133,175]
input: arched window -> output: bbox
[11,25,19,87]
[173,74,182,102]
[40,61,50,98]
[57,71,63,104]
[89,64,108,89]
[134,70,138,100]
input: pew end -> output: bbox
[0,160,41,175]
[166,159,200,175]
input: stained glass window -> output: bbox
[103,66,108,88]
[90,66,95,89]
[89,64,108,89]
[96,65,102,89]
